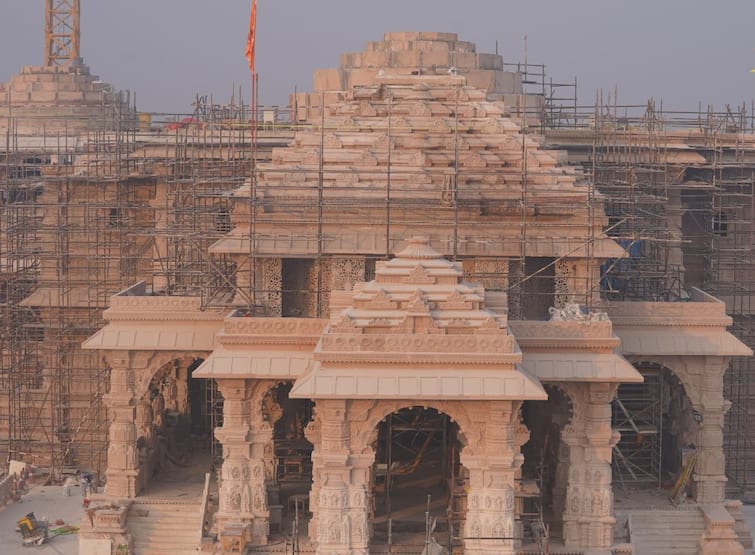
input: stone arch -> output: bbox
[132,352,198,402]
[349,399,474,457]
[365,403,467,549]
[614,359,698,487]
[629,357,699,407]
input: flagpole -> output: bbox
[246,0,257,311]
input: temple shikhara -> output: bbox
[2,10,755,555]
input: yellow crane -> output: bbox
[45,0,80,67]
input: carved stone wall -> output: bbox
[329,258,366,292]
[262,259,282,316]
[508,260,523,320]
[471,257,509,290]
[555,259,570,308]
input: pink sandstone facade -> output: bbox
[76,32,753,555]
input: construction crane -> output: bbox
[45,0,80,67]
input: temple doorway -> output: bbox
[520,385,573,543]
[371,407,464,550]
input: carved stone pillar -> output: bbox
[305,410,322,540]
[462,401,520,555]
[692,357,730,505]
[563,383,618,554]
[552,429,573,525]
[215,379,255,544]
[135,398,155,493]
[314,399,367,555]
[104,353,139,498]
[247,381,277,544]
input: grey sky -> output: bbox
[1,1,753,114]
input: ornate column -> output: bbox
[215,379,255,548]
[313,399,367,555]
[691,356,730,505]
[562,383,618,554]
[247,381,276,543]
[305,409,322,540]
[462,401,520,555]
[552,427,574,525]
[134,398,154,493]
[104,352,139,498]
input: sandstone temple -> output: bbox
[2,16,755,555]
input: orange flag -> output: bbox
[245,0,257,75]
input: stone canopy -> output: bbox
[291,236,546,400]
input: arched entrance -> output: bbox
[370,406,463,551]
[136,356,213,495]
[613,362,695,490]
[263,382,314,524]
[520,385,574,544]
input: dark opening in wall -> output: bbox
[281,258,315,317]
[521,257,555,320]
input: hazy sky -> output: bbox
[1,1,753,114]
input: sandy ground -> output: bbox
[0,483,85,555]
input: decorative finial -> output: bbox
[395,236,442,260]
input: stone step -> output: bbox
[128,521,199,534]
[127,500,203,554]
[628,509,705,555]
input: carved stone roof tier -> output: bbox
[216,73,623,260]
[193,317,328,379]
[604,289,754,357]
[291,237,546,401]
[82,281,224,352]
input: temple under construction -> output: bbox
[1,8,755,555]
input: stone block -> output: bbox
[478,53,503,71]
[29,91,57,103]
[393,50,423,67]
[345,68,379,88]
[414,40,451,53]
[497,71,523,94]
[57,91,85,102]
[417,49,451,68]
[84,92,105,103]
[365,41,385,52]
[451,52,478,69]
[417,31,458,42]
[455,40,477,53]
[340,52,362,69]
[384,31,420,42]
[313,68,344,92]
[386,39,413,52]
[361,50,388,68]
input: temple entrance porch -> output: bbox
[370,407,463,551]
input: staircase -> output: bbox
[127,499,201,554]
[628,508,705,555]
